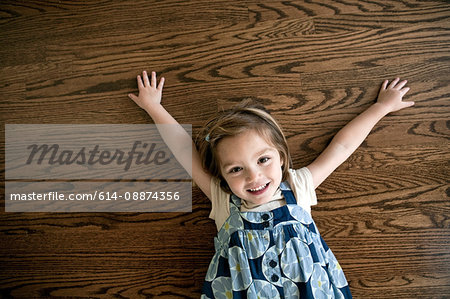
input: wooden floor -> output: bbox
[1,0,449,298]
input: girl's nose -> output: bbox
[246,167,259,182]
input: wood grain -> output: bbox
[1,0,449,298]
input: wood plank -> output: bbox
[1,21,447,124]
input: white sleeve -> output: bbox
[288,167,318,214]
[209,177,231,231]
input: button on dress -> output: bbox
[201,181,352,298]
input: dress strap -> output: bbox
[229,194,242,215]
[279,181,297,205]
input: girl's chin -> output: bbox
[244,193,273,206]
[241,184,279,205]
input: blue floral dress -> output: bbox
[201,181,352,298]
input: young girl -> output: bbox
[128,71,413,298]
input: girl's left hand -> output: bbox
[376,78,414,113]
[128,70,165,111]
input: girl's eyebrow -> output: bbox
[256,147,277,157]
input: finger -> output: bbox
[400,86,410,96]
[128,93,138,101]
[395,79,408,90]
[137,75,144,89]
[158,77,165,91]
[381,79,388,90]
[388,77,400,89]
[143,70,150,87]
[151,71,157,87]
[402,100,415,108]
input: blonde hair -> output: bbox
[196,100,292,193]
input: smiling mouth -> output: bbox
[247,182,270,194]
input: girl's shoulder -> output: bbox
[288,167,314,185]
[287,167,317,210]
[209,177,232,231]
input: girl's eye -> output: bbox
[259,157,270,164]
[229,167,242,173]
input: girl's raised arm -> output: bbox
[307,78,414,189]
[128,71,212,200]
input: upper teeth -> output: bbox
[250,184,267,192]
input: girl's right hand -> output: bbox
[128,71,165,111]
[376,78,414,113]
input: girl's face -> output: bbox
[216,129,283,206]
